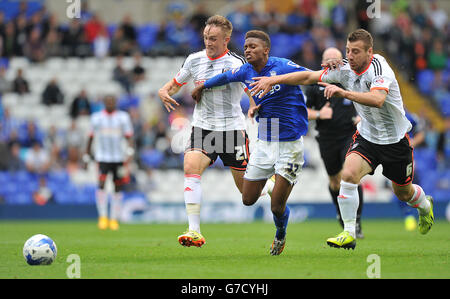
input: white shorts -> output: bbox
[244,137,304,185]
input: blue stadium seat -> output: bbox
[140,149,164,168]
[4,191,33,205]
[137,23,159,52]
[416,70,435,95]
[270,33,298,58]
[439,96,450,117]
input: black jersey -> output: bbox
[304,83,358,139]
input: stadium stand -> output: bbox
[0,0,448,208]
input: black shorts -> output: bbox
[185,127,249,171]
[98,162,129,186]
[346,131,414,186]
[317,134,354,176]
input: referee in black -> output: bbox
[303,47,364,238]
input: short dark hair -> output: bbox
[245,30,271,49]
[347,29,373,51]
[205,15,233,38]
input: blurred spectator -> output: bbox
[20,120,43,148]
[12,68,29,95]
[44,125,65,169]
[427,39,447,71]
[44,29,62,57]
[1,21,20,57]
[165,16,198,56]
[189,4,210,34]
[70,89,91,119]
[23,27,46,62]
[119,14,137,47]
[113,55,132,93]
[42,78,64,105]
[84,13,105,43]
[6,141,26,172]
[0,66,11,94]
[61,19,86,57]
[131,51,146,84]
[285,3,310,34]
[0,107,20,142]
[110,27,132,56]
[149,21,174,56]
[330,0,348,39]
[25,140,50,175]
[14,14,28,56]
[93,27,110,58]
[427,1,448,31]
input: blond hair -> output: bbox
[205,15,233,37]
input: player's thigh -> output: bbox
[230,168,245,194]
[341,152,373,184]
[242,178,266,206]
[274,138,305,186]
[184,151,211,175]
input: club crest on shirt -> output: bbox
[270,71,277,76]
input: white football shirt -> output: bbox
[174,49,247,131]
[319,54,411,145]
[89,110,134,163]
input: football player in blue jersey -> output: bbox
[191,30,310,255]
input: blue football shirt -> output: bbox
[204,56,309,141]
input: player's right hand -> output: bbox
[321,58,343,70]
[158,88,180,112]
[249,76,275,99]
[191,84,204,103]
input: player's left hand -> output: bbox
[249,76,276,98]
[248,104,261,123]
[318,82,347,99]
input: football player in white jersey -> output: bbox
[158,15,254,248]
[249,29,434,250]
[84,95,134,231]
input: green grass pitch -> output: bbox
[1,220,449,279]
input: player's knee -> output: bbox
[271,204,284,218]
[242,192,258,206]
[340,169,360,185]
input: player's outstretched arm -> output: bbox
[250,70,323,98]
[158,79,181,112]
[318,82,388,108]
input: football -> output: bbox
[23,234,57,265]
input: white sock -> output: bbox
[110,192,123,221]
[96,189,108,218]
[184,174,202,233]
[338,181,359,238]
[407,184,430,216]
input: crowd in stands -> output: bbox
[0,0,448,204]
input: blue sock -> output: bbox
[273,205,290,240]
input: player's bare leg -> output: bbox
[392,182,434,234]
[230,168,245,194]
[178,151,211,247]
